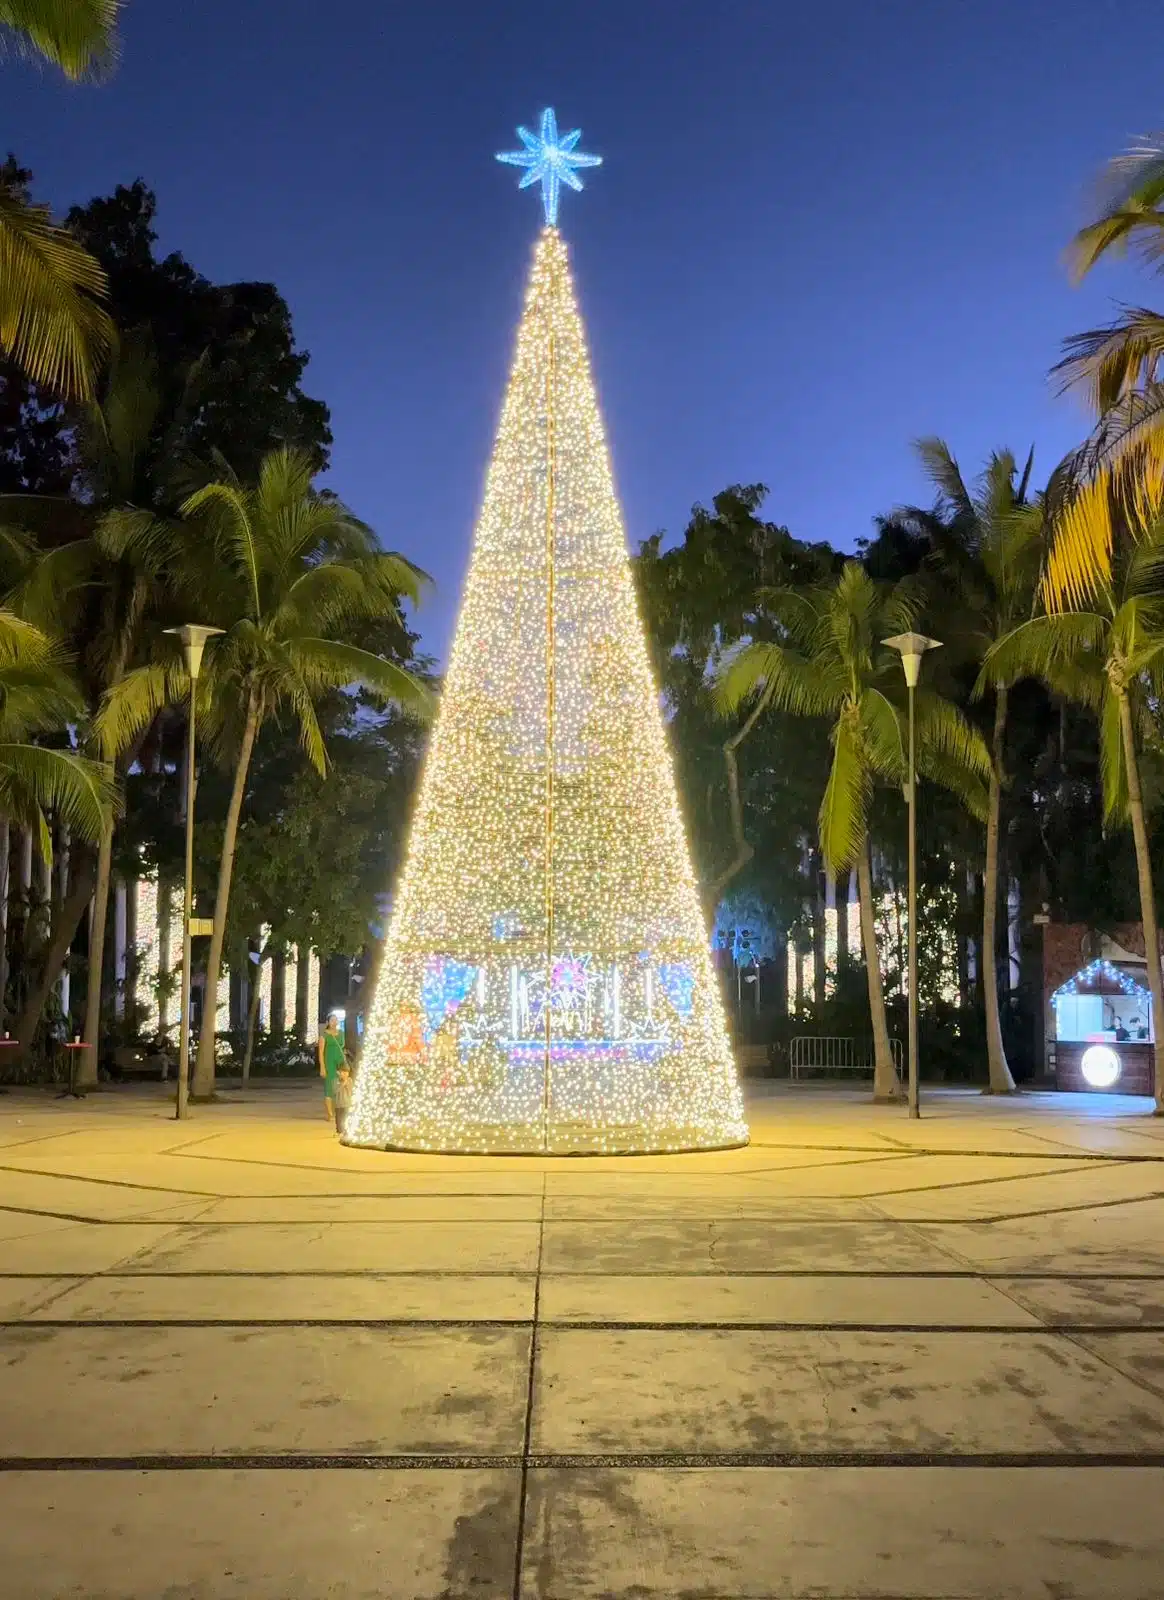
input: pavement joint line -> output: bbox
[0,1163,223,1197]
[511,1171,546,1600]
[4,1267,1163,1279]
[4,1450,1164,1471]
[5,1319,1164,1333]
[12,1201,1164,1225]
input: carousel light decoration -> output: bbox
[345,121,746,1154]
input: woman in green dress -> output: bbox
[317,1014,346,1123]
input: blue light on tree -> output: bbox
[496,107,602,226]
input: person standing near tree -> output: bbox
[317,1014,346,1125]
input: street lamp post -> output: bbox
[165,625,222,1120]
[883,632,942,1119]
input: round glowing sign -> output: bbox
[1081,1044,1121,1089]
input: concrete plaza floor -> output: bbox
[3,1080,1164,1598]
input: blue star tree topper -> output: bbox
[496,108,602,226]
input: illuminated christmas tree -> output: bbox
[345,110,747,1153]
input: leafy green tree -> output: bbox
[99,447,430,1097]
[67,181,332,476]
[636,486,836,910]
[717,562,990,1100]
[983,497,1164,1115]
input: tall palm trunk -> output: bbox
[191,694,261,1098]
[78,819,114,1088]
[983,688,1017,1094]
[857,842,899,1101]
[15,846,96,1058]
[1117,688,1164,1115]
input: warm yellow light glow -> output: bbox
[134,875,161,1033]
[283,946,298,1035]
[305,950,320,1043]
[346,226,747,1154]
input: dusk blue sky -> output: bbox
[5,0,1161,660]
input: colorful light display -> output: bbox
[346,224,747,1154]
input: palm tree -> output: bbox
[983,497,1164,1116]
[892,441,1043,1094]
[716,561,990,1101]
[1,0,120,79]
[99,447,430,1098]
[0,159,112,401]
[4,333,195,1074]
[1049,136,1164,600]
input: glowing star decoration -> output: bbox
[345,223,747,1155]
[496,108,602,226]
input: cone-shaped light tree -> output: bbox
[346,113,747,1154]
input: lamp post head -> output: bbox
[882,631,942,689]
[165,624,224,682]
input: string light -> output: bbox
[284,946,299,1035]
[346,226,748,1154]
[305,950,320,1043]
[1052,959,1150,1002]
[160,883,182,1039]
[134,874,161,1033]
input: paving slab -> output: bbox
[538,1271,1043,1326]
[27,1271,535,1323]
[1078,1331,1164,1398]
[0,1221,184,1274]
[3,1468,520,1599]
[0,1324,530,1456]
[997,1274,1164,1327]
[125,1219,542,1274]
[532,1327,1164,1454]
[520,1466,1164,1598]
[204,1193,543,1222]
[540,1217,962,1274]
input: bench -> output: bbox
[789,1035,903,1081]
[111,1045,173,1082]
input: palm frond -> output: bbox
[980,613,1108,698]
[0,0,120,78]
[1099,686,1129,822]
[818,710,871,875]
[912,690,992,782]
[1068,137,1164,282]
[859,689,906,781]
[282,638,431,716]
[713,640,839,719]
[94,658,187,760]
[0,742,116,846]
[0,181,111,400]
[181,482,261,620]
[1041,475,1116,609]
[1054,308,1164,411]
[915,436,975,522]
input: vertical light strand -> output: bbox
[541,286,557,1152]
[306,950,321,1043]
[283,946,299,1035]
[134,875,161,1035]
